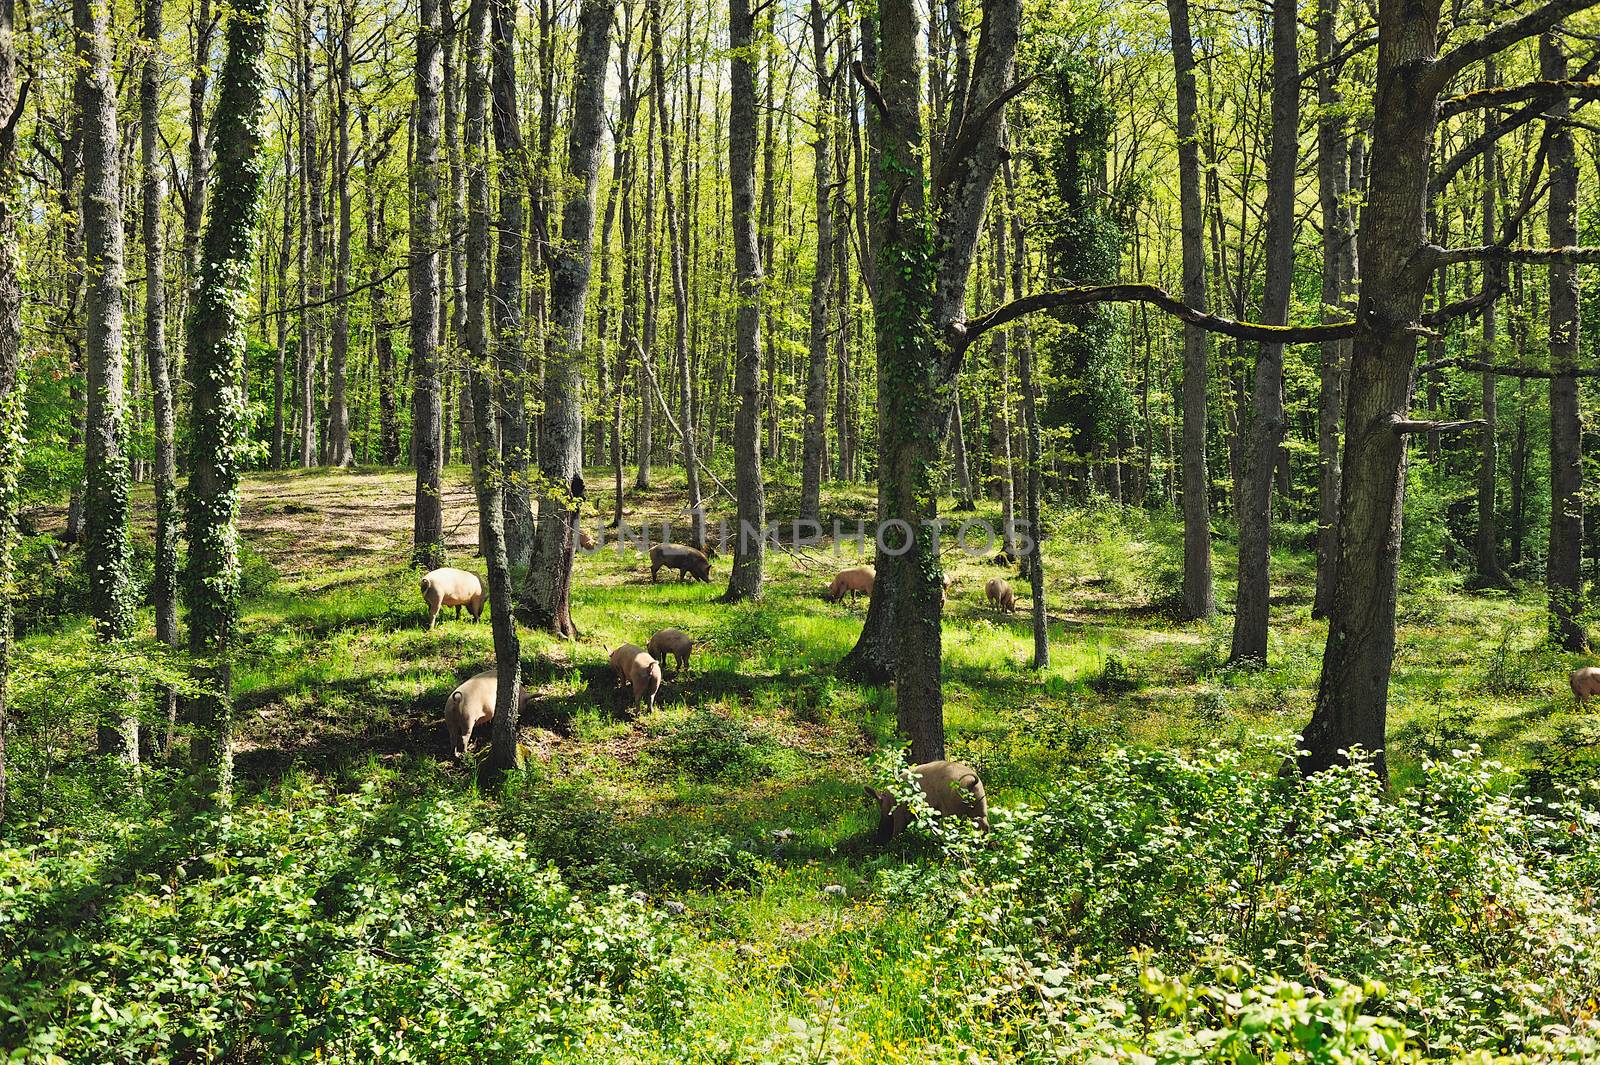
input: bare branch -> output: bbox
[1440,78,1600,117]
[1418,356,1600,378]
[1433,0,1600,88]
[950,283,1362,355]
[935,75,1035,199]
[1434,243,1600,265]
[850,60,889,122]
[1387,415,1488,434]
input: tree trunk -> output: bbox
[1167,0,1215,622]
[299,9,322,467]
[519,0,611,636]
[412,0,446,569]
[0,0,23,817]
[724,0,766,602]
[491,0,534,570]
[77,0,137,761]
[1474,61,1511,590]
[799,0,833,526]
[1007,154,1048,668]
[271,138,291,470]
[185,0,273,805]
[1313,0,1353,619]
[1545,31,1585,651]
[183,0,213,298]
[144,0,182,754]
[1229,0,1296,665]
[990,208,1016,555]
[464,0,523,783]
[326,7,355,467]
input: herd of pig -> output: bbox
[417,542,1000,842]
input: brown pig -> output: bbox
[985,577,1016,613]
[647,628,694,675]
[863,760,990,844]
[609,643,664,713]
[1571,666,1600,705]
[649,543,712,583]
[942,573,955,605]
[421,567,486,628]
[824,566,876,604]
[444,668,533,760]
[578,530,598,551]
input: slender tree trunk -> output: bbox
[990,209,1016,556]
[519,0,612,637]
[185,0,273,805]
[78,0,137,761]
[799,0,833,526]
[0,0,23,817]
[326,5,355,466]
[1475,62,1511,589]
[1313,0,1353,618]
[1006,153,1047,668]
[490,0,534,570]
[143,0,181,754]
[412,0,446,569]
[724,0,766,602]
[1230,0,1296,665]
[1167,0,1214,621]
[183,0,213,297]
[299,11,322,466]
[271,139,291,469]
[1545,31,1585,651]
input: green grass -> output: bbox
[6,466,1595,1062]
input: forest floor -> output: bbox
[7,466,1594,1061]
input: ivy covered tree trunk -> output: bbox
[77,0,137,761]
[0,0,23,818]
[1229,0,1296,665]
[723,0,765,603]
[1544,31,1585,651]
[411,0,446,570]
[464,0,522,781]
[184,0,273,806]
[143,0,182,753]
[521,0,612,636]
[1166,0,1214,622]
[798,0,833,527]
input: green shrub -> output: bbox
[652,708,780,784]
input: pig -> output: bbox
[649,543,712,583]
[942,573,955,605]
[444,668,533,760]
[609,643,664,713]
[863,760,990,844]
[421,567,486,628]
[986,576,1016,613]
[1571,666,1600,705]
[647,628,694,675]
[824,566,876,604]
[578,530,598,551]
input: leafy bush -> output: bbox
[1483,627,1560,696]
[652,708,780,784]
[1089,653,1138,694]
[866,745,1600,1059]
[0,781,688,1063]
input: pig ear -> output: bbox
[862,785,879,806]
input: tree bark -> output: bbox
[724,0,766,602]
[464,0,522,782]
[143,0,181,754]
[520,0,612,636]
[326,5,355,467]
[1167,0,1215,622]
[1229,0,1297,665]
[184,0,273,805]
[1006,151,1048,668]
[77,0,137,761]
[412,0,446,569]
[799,0,833,526]
[183,0,213,298]
[0,0,23,817]
[1474,60,1511,590]
[299,9,323,467]
[1545,31,1585,651]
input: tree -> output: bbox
[77,0,137,761]
[143,0,181,752]
[184,0,274,804]
[1473,58,1511,590]
[1544,30,1584,651]
[519,0,612,636]
[0,0,23,817]
[463,0,522,781]
[1166,0,1214,622]
[325,1,355,467]
[798,0,833,526]
[412,0,446,570]
[724,0,766,603]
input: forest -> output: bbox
[4,0,1600,1055]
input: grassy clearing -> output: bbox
[6,467,1595,1062]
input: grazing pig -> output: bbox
[864,760,990,843]
[647,628,694,675]
[1571,666,1600,705]
[942,573,955,605]
[609,643,664,713]
[824,566,876,604]
[578,530,598,551]
[421,567,486,628]
[444,669,532,760]
[985,577,1016,613]
[649,543,712,583]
